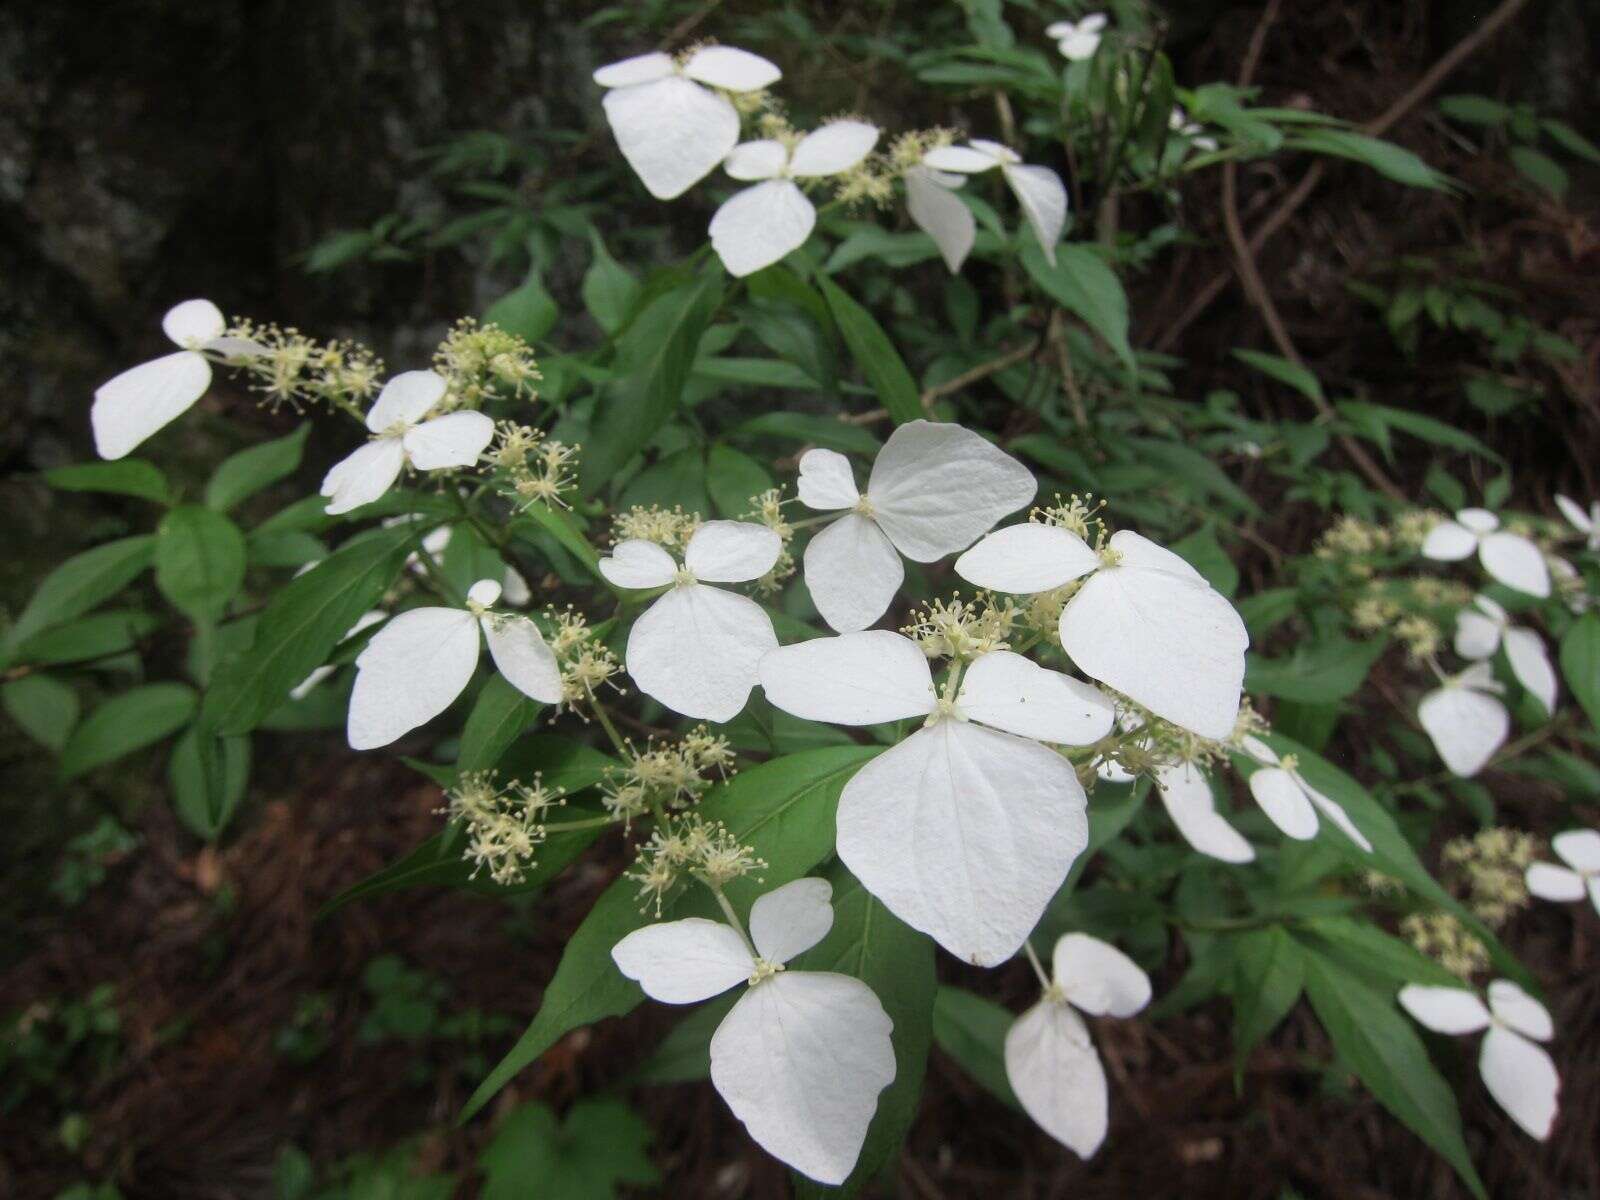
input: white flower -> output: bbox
[918,141,1068,266]
[759,631,1112,965]
[709,121,880,277]
[593,46,781,201]
[1238,737,1372,851]
[611,878,896,1184]
[796,420,1035,631]
[410,523,532,607]
[1153,762,1255,863]
[956,524,1249,739]
[320,371,494,515]
[346,578,561,750]
[1398,979,1560,1140]
[1168,105,1219,153]
[1525,828,1600,916]
[1554,494,1600,551]
[1417,661,1509,778]
[598,521,781,721]
[91,299,262,460]
[1421,508,1550,598]
[903,164,977,273]
[289,609,388,700]
[1046,13,1107,61]
[1453,594,1557,713]
[1005,932,1150,1157]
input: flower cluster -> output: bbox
[432,318,542,407]
[611,504,700,551]
[1443,827,1539,927]
[488,421,579,511]
[544,607,624,713]
[440,770,565,885]
[627,816,765,916]
[599,725,734,827]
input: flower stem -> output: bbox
[1022,938,1051,990]
[707,881,758,957]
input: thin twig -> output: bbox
[920,340,1040,410]
[1156,0,1534,353]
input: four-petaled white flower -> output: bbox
[1046,13,1107,61]
[320,371,494,515]
[1555,494,1600,551]
[1525,828,1600,916]
[1239,736,1372,852]
[1005,932,1150,1157]
[796,420,1035,632]
[709,121,881,277]
[1422,507,1550,598]
[956,523,1249,739]
[346,578,561,750]
[290,609,388,701]
[918,141,1068,266]
[759,631,1113,965]
[91,299,262,460]
[1153,762,1255,863]
[1417,661,1508,778]
[593,47,781,201]
[598,521,781,721]
[1398,979,1560,1140]
[611,878,895,1184]
[1453,594,1556,713]
[1168,106,1219,153]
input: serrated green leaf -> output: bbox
[155,506,248,620]
[1290,130,1450,190]
[1021,242,1133,371]
[1232,349,1324,403]
[205,424,310,512]
[2,674,80,751]
[818,275,923,424]
[1230,927,1304,1079]
[44,460,170,504]
[582,229,640,335]
[169,725,251,840]
[4,535,155,653]
[59,682,196,780]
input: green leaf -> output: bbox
[790,860,936,1199]
[581,271,724,492]
[1291,917,1463,990]
[732,412,883,456]
[1436,95,1510,126]
[629,994,738,1085]
[1245,634,1387,703]
[204,424,311,512]
[931,985,1020,1109]
[1559,614,1600,730]
[1021,242,1133,371]
[8,610,157,667]
[203,525,414,735]
[512,504,601,577]
[1289,130,1450,190]
[2,674,80,750]
[817,276,923,424]
[1301,952,1486,1199]
[155,506,248,620]
[457,676,543,775]
[582,229,640,334]
[1541,118,1600,164]
[1230,927,1304,1077]
[44,460,170,504]
[4,534,155,652]
[1509,145,1568,199]
[1170,526,1238,596]
[1338,400,1498,462]
[484,267,559,342]
[58,682,197,780]
[1232,349,1324,403]
[478,1099,659,1200]
[705,444,775,518]
[462,745,881,1121]
[169,726,251,840]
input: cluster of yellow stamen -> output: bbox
[612,505,700,550]
[438,770,565,886]
[600,726,735,828]
[628,816,766,916]
[432,318,541,408]
[543,607,623,713]
[744,487,797,594]
[902,592,1017,660]
[488,421,578,511]
[224,319,382,416]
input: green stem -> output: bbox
[542,815,617,833]
[707,881,758,957]
[585,686,631,759]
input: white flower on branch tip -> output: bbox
[1525,828,1600,916]
[797,420,1035,632]
[1153,762,1255,863]
[1398,979,1559,1140]
[759,631,1112,965]
[1454,594,1556,713]
[1422,507,1550,598]
[91,299,264,460]
[320,371,494,515]
[598,521,781,721]
[289,609,387,701]
[1555,494,1600,551]
[1045,14,1107,61]
[1417,661,1509,778]
[956,523,1249,739]
[594,46,780,201]
[919,140,1068,266]
[1005,932,1150,1157]
[611,878,895,1184]
[1238,736,1372,852]
[346,578,560,750]
[1168,106,1219,154]
[709,121,880,277]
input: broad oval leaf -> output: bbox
[59,682,197,781]
[155,506,247,620]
